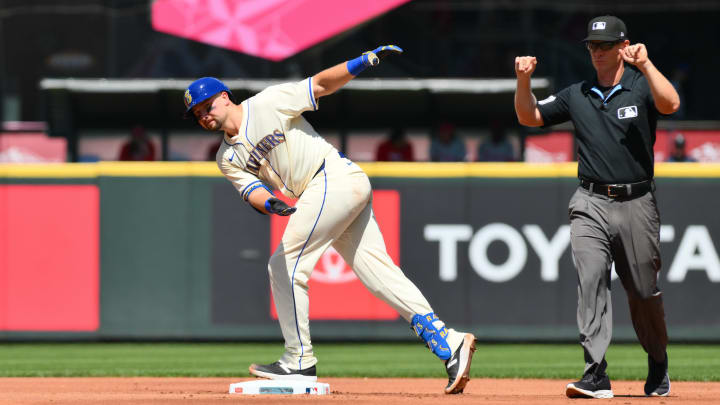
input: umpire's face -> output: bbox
[587,39,629,72]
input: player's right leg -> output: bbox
[332,203,476,394]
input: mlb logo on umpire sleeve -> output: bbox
[617,106,638,119]
[592,21,606,30]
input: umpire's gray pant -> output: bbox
[569,186,668,373]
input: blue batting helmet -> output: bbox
[183,77,233,115]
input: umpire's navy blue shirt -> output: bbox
[538,64,661,184]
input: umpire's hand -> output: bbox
[621,43,649,68]
[515,56,537,78]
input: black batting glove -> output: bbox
[264,197,297,216]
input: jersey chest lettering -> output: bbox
[246,130,286,175]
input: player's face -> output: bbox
[192,94,225,131]
[587,40,624,71]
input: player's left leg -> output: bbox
[613,191,669,397]
[332,201,475,394]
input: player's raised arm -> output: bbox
[514,56,544,127]
[312,45,403,99]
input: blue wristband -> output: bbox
[346,55,368,76]
[264,199,273,213]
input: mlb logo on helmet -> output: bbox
[592,21,606,30]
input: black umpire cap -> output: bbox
[584,16,628,42]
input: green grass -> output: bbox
[0,343,718,381]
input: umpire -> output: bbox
[514,16,679,398]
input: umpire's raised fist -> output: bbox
[515,56,537,77]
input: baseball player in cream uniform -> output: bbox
[184,45,476,394]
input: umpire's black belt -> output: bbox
[580,178,653,199]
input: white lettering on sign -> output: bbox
[522,224,570,281]
[468,223,527,282]
[423,225,473,281]
[667,225,720,282]
[424,223,719,283]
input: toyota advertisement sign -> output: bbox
[211,177,720,341]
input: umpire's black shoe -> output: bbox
[566,371,613,399]
[249,361,317,382]
[645,353,670,396]
[444,333,476,394]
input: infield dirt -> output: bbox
[1,377,718,404]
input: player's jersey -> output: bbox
[216,77,335,200]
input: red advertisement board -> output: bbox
[270,190,400,320]
[0,133,66,163]
[655,130,720,162]
[525,132,574,162]
[0,185,99,331]
[525,130,720,163]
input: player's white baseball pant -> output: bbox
[268,151,464,370]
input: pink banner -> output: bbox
[152,0,412,61]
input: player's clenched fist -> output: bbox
[515,56,537,77]
[621,43,648,68]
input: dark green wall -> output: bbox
[3,174,720,341]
